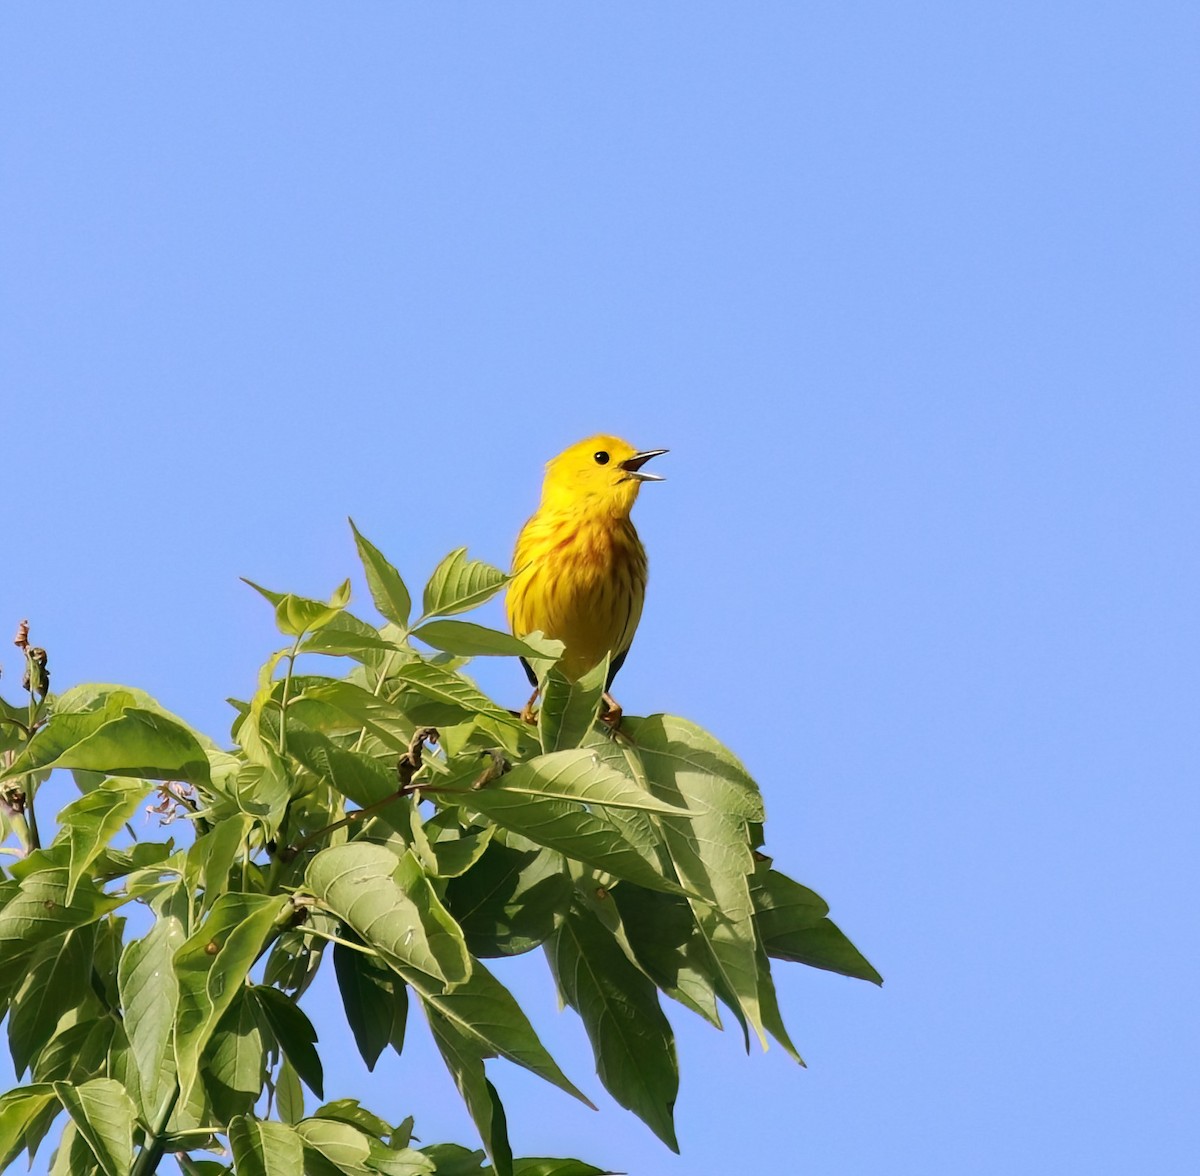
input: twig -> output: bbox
[278,727,440,862]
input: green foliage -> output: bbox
[0,526,879,1174]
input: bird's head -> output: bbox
[540,434,667,518]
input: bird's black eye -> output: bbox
[593,451,610,465]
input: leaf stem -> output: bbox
[130,1080,181,1176]
[297,924,379,955]
[352,649,399,754]
[280,727,439,862]
[276,636,303,758]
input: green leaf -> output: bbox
[299,680,418,751]
[252,985,324,1098]
[300,613,402,662]
[513,1162,611,1176]
[277,1055,305,1124]
[185,815,253,912]
[621,715,768,1045]
[7,926,96,1077]
[48,1119,97,1176]
[312,1098,392,1141]
[537,660,608,753]
[33,1018,114,1086]
[421,548,510,620]
[440,768,682,897]
[625,714,764,821]
[0,870,123,987]
[412,620,559,661]
[762,916,883,984]
[0,691,211,787]
[424,1004,513,1176]
[415,958,592,1108]
[446,842,571,958]
[426,825,495,879]
[392,661,525,732]
[750,866,829,935]
[547,904,679,1150]
[228,1115,305,1176]
[0,1084,58,1171]
[203,989,267,1122]
[295,1116,379,1175]
[307,845,471,989]
[53,1078,135,1176]
[173,892,290,1103]
[287,729,409,831]
[753,936,804,1064]
[179,1161,234,1176]
[263,924,326,999]
[243,579,352,637]
[350,519,413,627]
[750,864,881,983]
[332,941,408,1071]
[610,885,721,1027]
[56,778,152,903]
[366,1144,437,1176]
[419,1144,488,1176]
[443,749,688,816]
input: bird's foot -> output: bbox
[599,692,623,731]
[520,687,540,726]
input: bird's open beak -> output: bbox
[619,449,668,482]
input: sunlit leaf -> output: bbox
[277,1056,305,1125]
[287,729,409,832]
[621,716,767,1046]
[421,549,511,621]
[0,870,124,987]
[392,660,525,732]
[538,660,608,754]
[300,615,402,662]
[307,845,471,990]
[296,1115,377,1173]
[299,680,418,751]
[0,692,211,788]
[55,778,152,903]
[228,1115,304,1176]
[173,893,290,1103]
[441,749,688,815]
[412,620,558,662]
[438,764,683,897]
[350,519,413,628]
[243,579,352,638]
[53,1078,135,1176]
[7,927,95,1077]
[0,1084,58,1171]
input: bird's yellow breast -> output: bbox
[506,510,647,681]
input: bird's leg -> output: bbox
[520,687,540,725]
[599,692,623,729]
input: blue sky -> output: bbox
[2,3,1197,1173]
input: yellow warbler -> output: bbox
[506,434,667,725]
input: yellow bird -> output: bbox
[506,434,667,725]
